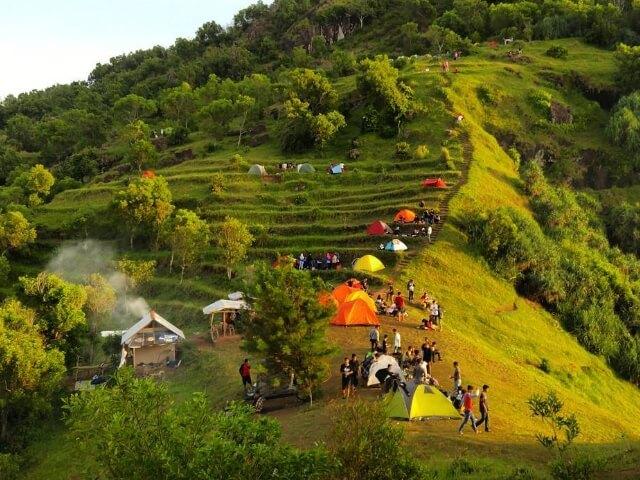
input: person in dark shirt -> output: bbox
[375,365,391,386]
[350,353,360,390]
[381,334,389,354]
[475,384,490,432]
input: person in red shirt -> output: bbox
[458,384,479,435]
[394,291,406,321]
[239,358,252,392]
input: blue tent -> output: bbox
[329,163,345,174]
[385,239,408,252]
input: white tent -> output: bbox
[385,239,408,252]
[119,310,185,367]
[202,299,249,315]
[228,291,244,301]
[367,354,403,386]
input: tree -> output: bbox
[84,273,117,362]
[0,299,65,444]
[164,209,210,283]
[13,164,55,206]
[113,176,174,249]
[288,69,338,114]
[607,91,640,160]
[244,261,335,404]
[0,210,36,255]
[0,138,21,185]
[18,272,87,355]
[331,49,357,76]
[113,94,157,123]
[217,217,253,279]
[121,120,157,172]
[311,111,347,149]
[425,24,466,55]
[5,114,39,152]
[160,82,197,129]
[615,43,640,93]
[198,98,235,138]
[235,94,256,146]
[115,259,156,308]
[64,370,333,480]
[278,98,345,153]
[357,56,413,133]
[329,399,425,480]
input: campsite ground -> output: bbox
[19,39,640,479]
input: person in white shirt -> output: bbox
[393,328,401,354]
[427,225,433,242]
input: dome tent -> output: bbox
[330,299,380,327]
[353,255,385,273]
[329,163,345,174]
[367,220,392,236]
[386,383,460,420]
[421,178,447,189]
[331,283,361,304]
[385,239,408,252]
[394,209,416,222]
[344,290,377,312]
[367,354,402,386]
[297,163,316,173]
[247,164,267,176]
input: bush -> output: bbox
[539,358,551,373]
[440,147,455,165]
[545,45,568,59]
[549,455,602,480]
[504,466,535,480]
[446,160,457,170]
[395,142,412,159]
[348,148,361,160]
[414,144,429,159]
[204,141,220,154]
[528,89,553,115]
[507,147,521,167]
[210,173,225,194]
[393,56,409,69]
[166,125,189,146]
[477,85,498,105]
[0,454,20,480]
[448,457,480,476]
[229,154,248,171]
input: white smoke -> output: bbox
[46,239,151,328]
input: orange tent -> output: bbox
[330,299,380,326]
[421,178,447,188]
[345,291,377,313]
[394,209,416,223]
[332,284,361,304]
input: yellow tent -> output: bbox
[353,255,385,272]
[386,383,460,420]
[345,290,377,313]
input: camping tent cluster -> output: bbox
[248,163,317,176]
[329,280,380,326]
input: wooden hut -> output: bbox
[120,310,185,367]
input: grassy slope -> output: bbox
[20,39,640,479]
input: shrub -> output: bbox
[292,193,309,205]
[166,125,189,146]
[448,457,480,476]
[446,160,457,170]
[210,173,225,194]
[507,147,521,167]
[440,147,452,166]
[414,144,429,159]
[229,154,247,171]
[204,141,220,153]
[393,56,409,69]
[477,85,498,105]
[0,454,20,480]
[528,89,553,115]
[348,148,361,160]
[549,455,602,480]
[395,142,412,159]
[539,358,551,373]
[504,466,535,480]
[545,45,568,59]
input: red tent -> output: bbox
[422,178,447,189]
[367,220,392,236]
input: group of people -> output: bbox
[368,325,402,354]
[375,290,408,320]
[339,353,361,398]
[295,252,341,270]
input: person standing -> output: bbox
[386,283,394,302]
[458,385,479,435]
[381,334,389,354]
[340,358,352,399]
[450,361,462,391]
[407,279,415,303]
[350,353,360,391]
[427,225,433,242]
[369,325,380,351]
[394,291,406,321]
[431,341,442,361]
[475,384,490,432]
[392,328,401,354]
[239,358,252,392]
[423,339,434,374]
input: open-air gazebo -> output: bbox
[202,298,249,341]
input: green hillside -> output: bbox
[3,0,640,478]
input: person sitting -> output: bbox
[420,318,435,330]
[420,292,430,308]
